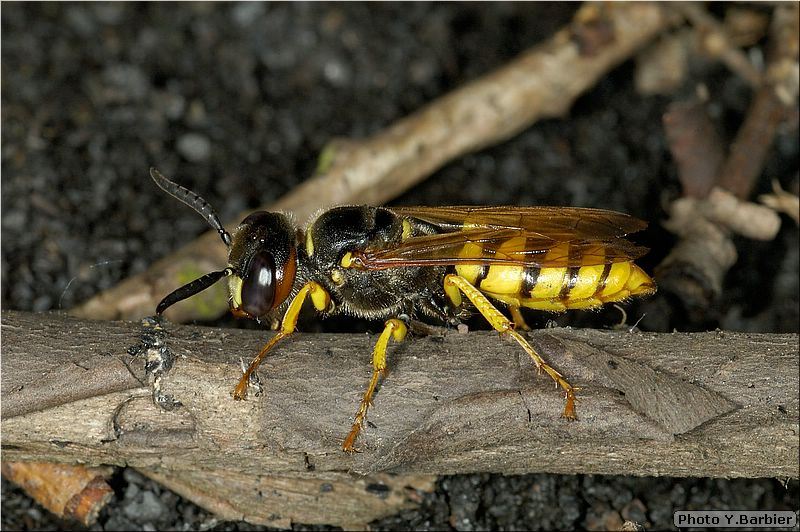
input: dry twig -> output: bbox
[2,310,798,527]
[677,3,763,88]
[0,462,114,526]
[760,179,800,225]
[657,3,799,313]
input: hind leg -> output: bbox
[444,274,578,420]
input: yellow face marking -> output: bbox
[305,231,315,257]
[402,220,413,240]
[229,275,243,309]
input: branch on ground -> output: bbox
[2,311,797,526]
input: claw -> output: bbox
[561,390,578,421]
[342,432,360,453]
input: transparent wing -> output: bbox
[353,225,648,270]
[391,206,648,239]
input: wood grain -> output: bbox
[3,310,797,480]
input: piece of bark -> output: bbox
[0,461,114,526]
[716,3,798,199]
[140,469,436,530]
[2,311,798,484]
[662,99,725,198]
[70,2,676,324]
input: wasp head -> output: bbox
[227,211,297,318]
[151,168,297,319]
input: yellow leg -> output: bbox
[509,305,532,331]
[444,274,578,420]
[233,282,330,400]
[342,318,407,452]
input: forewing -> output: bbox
[355,226,648,270]
[391,206,648,239]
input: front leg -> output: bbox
[342,318,407,452]
[233,281,330,400]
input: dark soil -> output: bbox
[2,3,797,531]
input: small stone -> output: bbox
[177,133,211,163]
[124,491,167,523]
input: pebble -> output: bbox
[124,491,168,524]
[177,133,212,163]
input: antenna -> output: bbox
[156,268,234,315]
[150,167,232,246]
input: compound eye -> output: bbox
[241,251,276,317]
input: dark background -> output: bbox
[2,3,797,530]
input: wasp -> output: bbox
[151,168,656,452]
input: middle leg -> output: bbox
[509,305,532,331]
[342,318,407,452]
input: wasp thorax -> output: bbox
[306,206,400,269]
[228,211,297,318]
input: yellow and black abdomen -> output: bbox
[455,238,656,312]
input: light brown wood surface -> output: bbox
[3,310,798,477]
[4,310,798,526]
